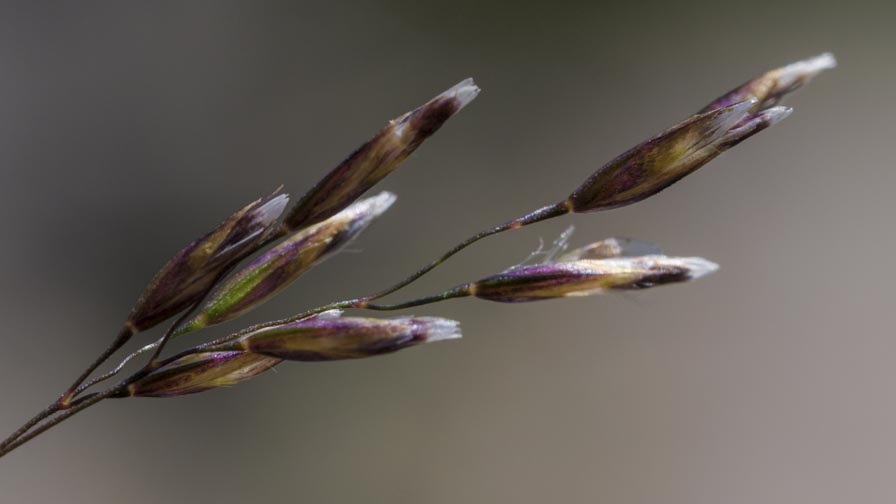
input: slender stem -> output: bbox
[58,325,134,407]
[367,202,569,301]
[147,299,204,365]
[73,252,262,399]
[146,255,254,365]
[5,321,200,454]
[71,342,156,398]
[194,201,572,344]
[364,285,472,311]
[0,390,116,459]
[0,225,296,457]
[2,335,216,459]
[1,342,204,459]
[64,202,569,387]
[0,368,161,458]
[7,325,137,449]
[1,202,569,458]
[58,240,262,404]
[0,402,60,453]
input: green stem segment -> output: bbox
[146,239,282,365]
[363,285,472,311]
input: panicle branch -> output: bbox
[0,53,835,458]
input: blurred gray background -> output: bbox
[0,1,891,503]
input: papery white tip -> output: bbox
[695,98,758,151]
[361,190,397,216]
[417,317,463,342]
[811,52,838,70]
[728,97,759,116]
[789,52,837,74]
[722,105,792,142]
[257,194,290,226]
[445,77,480,111]
[761,106,793,126]
[680,257,720,280]
[341,191,397,221]
[777,53,837,88]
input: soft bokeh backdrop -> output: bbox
[0,1,891,502]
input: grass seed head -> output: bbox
[282,78,479,232]
[235,315,461,361]
[566,99,771,212]
[126,190,288,332]
[472,255,719,303]
[177,192,396,334]
[127,351,281,398]
[700,53,837,114]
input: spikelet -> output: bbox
[472,255,719,303]
[127,351,282,398]
[282,79,479,232]
[231,313,461,361]
[127,191,288,332]
[177,192,396,335]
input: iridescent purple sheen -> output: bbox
[473,263,601,303]
[129,351,281,398]
[473,256,717,303]
[240,316,460,361]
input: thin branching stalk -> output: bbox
[58,325,134,406]
[0,54,835,460]
[0,285,468,454]
[63,203,565,395]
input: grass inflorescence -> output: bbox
[0,54,835,459]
